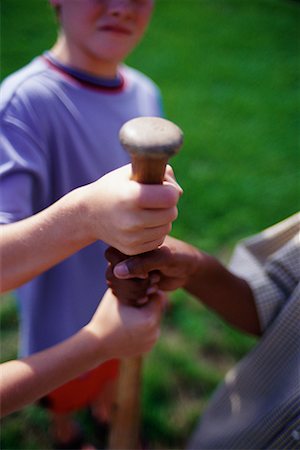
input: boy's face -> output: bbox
[50,0,154,75]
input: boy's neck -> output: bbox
[51,38,119,79]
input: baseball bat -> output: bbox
[109,117,183,450]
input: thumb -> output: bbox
[113,247,171,279]
[113,256,153,279]
[113,257,148,280]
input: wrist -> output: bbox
[184,249,215,291]
[76,325,108,369]
[189,246,207,278]
[59,187,96,248]
[82,322,115,362]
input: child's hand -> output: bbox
[105,236,201,303]
[85,289,164,359]
[77,164,182,255]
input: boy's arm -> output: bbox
[0,190,90,292]
[106,236,261,336]
[0,165,181,293]
[0,289,162,417]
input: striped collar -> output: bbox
[42,52,125,92]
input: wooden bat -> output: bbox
[109,117,183,450]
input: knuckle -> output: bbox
[106,267,113,282]
[162,222,172,235]
[160,245,173,260]
[155,237,165,248]
[170,206,178,221]
[165,185,180,206]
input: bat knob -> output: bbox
[119,117,183,184]
[120,116,183,158]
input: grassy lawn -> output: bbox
[1,0,299,449]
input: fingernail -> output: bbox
[147,285,158,295]
[150,273,160,284]
[137,297,148,305]
[114,263,129,278]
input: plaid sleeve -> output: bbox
[229,215,300,332]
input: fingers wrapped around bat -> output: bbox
[106,263,155,307]
[105,246,129,267]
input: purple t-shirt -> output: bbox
[0,54,162,356]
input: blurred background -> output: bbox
[1,0,299,448]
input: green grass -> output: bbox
[1,0,299,448]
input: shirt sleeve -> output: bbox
[229,215,300,332]
[0,94,49,224]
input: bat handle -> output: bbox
[131,155,169,185]
[109,357,142,450]
[108,156,168,450]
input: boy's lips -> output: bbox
[99,24,132,35]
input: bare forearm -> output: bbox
[1,165,181,293]
[0,327,103,417]
[0,189,91,293]
[185,251,261,336]
[108,237,261,335]
[0,287,163,417]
